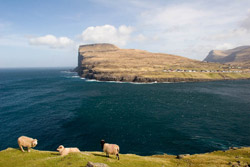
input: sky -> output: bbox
[0,0,250,67]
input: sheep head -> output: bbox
[100,140,105,149]
[32,139,38,147]
[57,145,64,151]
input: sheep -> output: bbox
[56,145,80,156]
[17,136,38,152]
[100,139,120,160]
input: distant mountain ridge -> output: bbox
[203,45,250,64]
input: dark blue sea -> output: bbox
[0,68,250,155]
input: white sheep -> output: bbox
[17,136,38,152]
[100,139,120,160]
[56,145,80,156]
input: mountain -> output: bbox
[76,43,250,82]
[203,46,250,66]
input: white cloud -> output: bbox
[134,34,147,42]
[132,2,250,60]
[21,1,250,61]
[215,43,235,50]
[29,35,74,49]
[141,5,208,29]
[208,28,249,41]
[81,24,133,46]
[241,12,250,31]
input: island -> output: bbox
[75,43,250,83]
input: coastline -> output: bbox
[1,147,250,167]
[76,69,250,83]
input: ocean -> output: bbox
[0,68,250,156]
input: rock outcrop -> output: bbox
[86,161,109,167]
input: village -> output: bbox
[162,68,246,73]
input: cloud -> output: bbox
[207,28,249,41]
[134,34,147,42]
[132,2,250,60]
[215,43,235,50]
[208,10,250,41]
[81,24,133,46]
[21,1,250,61]
[29,35,74,49]
[141,5,208,29]
[241,12,250,31]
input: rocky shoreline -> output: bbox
[78,71,213,83]
[75,67,250,83]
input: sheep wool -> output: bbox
[57,145,80,156]
[17,136,38,152]
[101,140,120,160]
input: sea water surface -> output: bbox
[0,68,250,155]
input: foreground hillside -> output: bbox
[1,147,250,167]
[204,46,250,67]
[76,44,250,83]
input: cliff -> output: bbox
[1,147,250,167]
[204,46,250,67]
[76,43,250,82]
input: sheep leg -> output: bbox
[106,153,109,157]
[116,154,119,160]
[27,147,30,152]
[19,144,24,152]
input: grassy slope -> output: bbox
[79,45,250,81]
[1,147,250,167]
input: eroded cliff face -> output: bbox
[77,43,119,78]
[76,43,250,83]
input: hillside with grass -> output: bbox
[76,44,250,83]
[1,147,250,167]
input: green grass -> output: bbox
[1,147,250,167]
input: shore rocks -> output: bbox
[176,154,190,159]
[79,71,215,83]
[229,147,239,150]
[86,161,109,167]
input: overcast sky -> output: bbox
[0,0,250,67]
